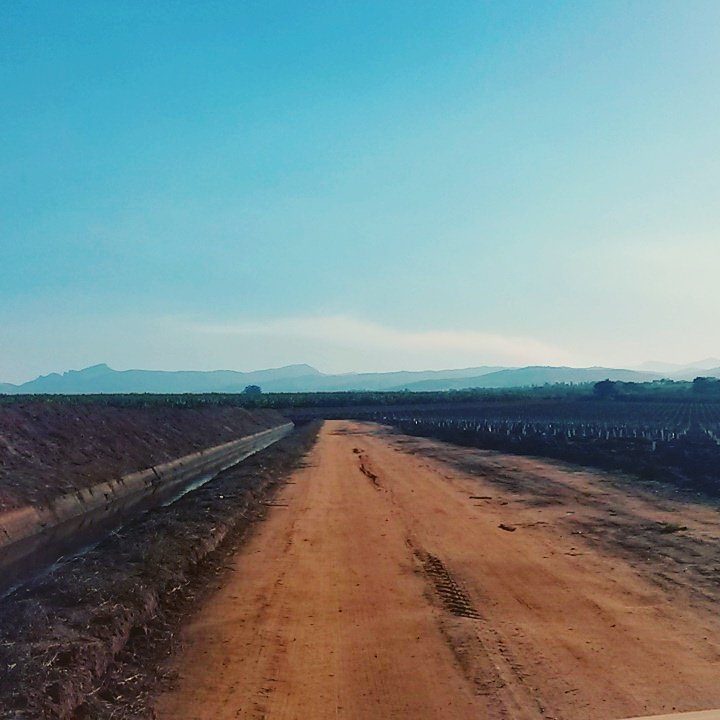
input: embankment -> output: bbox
[0,403,286,512]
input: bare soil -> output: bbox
[0,403,285,511]
[154,421,720,720]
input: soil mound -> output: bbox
[0,403,285,511]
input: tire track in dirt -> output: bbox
[415,550,481,619]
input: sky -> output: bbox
[2,1,720,383]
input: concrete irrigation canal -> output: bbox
[0,422,293,594]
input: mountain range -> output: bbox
[2,360,719,395]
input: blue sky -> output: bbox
[2,1,719,382]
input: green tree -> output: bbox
[692,377,720,395]
[593,379,618,399]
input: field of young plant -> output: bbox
[371,400,720,496]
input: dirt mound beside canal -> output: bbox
[0,403,286,512]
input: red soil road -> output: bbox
[154,421,720,720]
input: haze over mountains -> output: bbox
[632,359,720,374]
[2,361,720,395]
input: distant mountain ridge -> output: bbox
[0,363,505,394]
[2,363,321,395]
[258,366,507,393]
[391,366,668,391]
[2,361,718,394]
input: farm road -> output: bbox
[154,421,720,720]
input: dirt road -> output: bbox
[154,421,720,720]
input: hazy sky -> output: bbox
[2,1,720,383]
